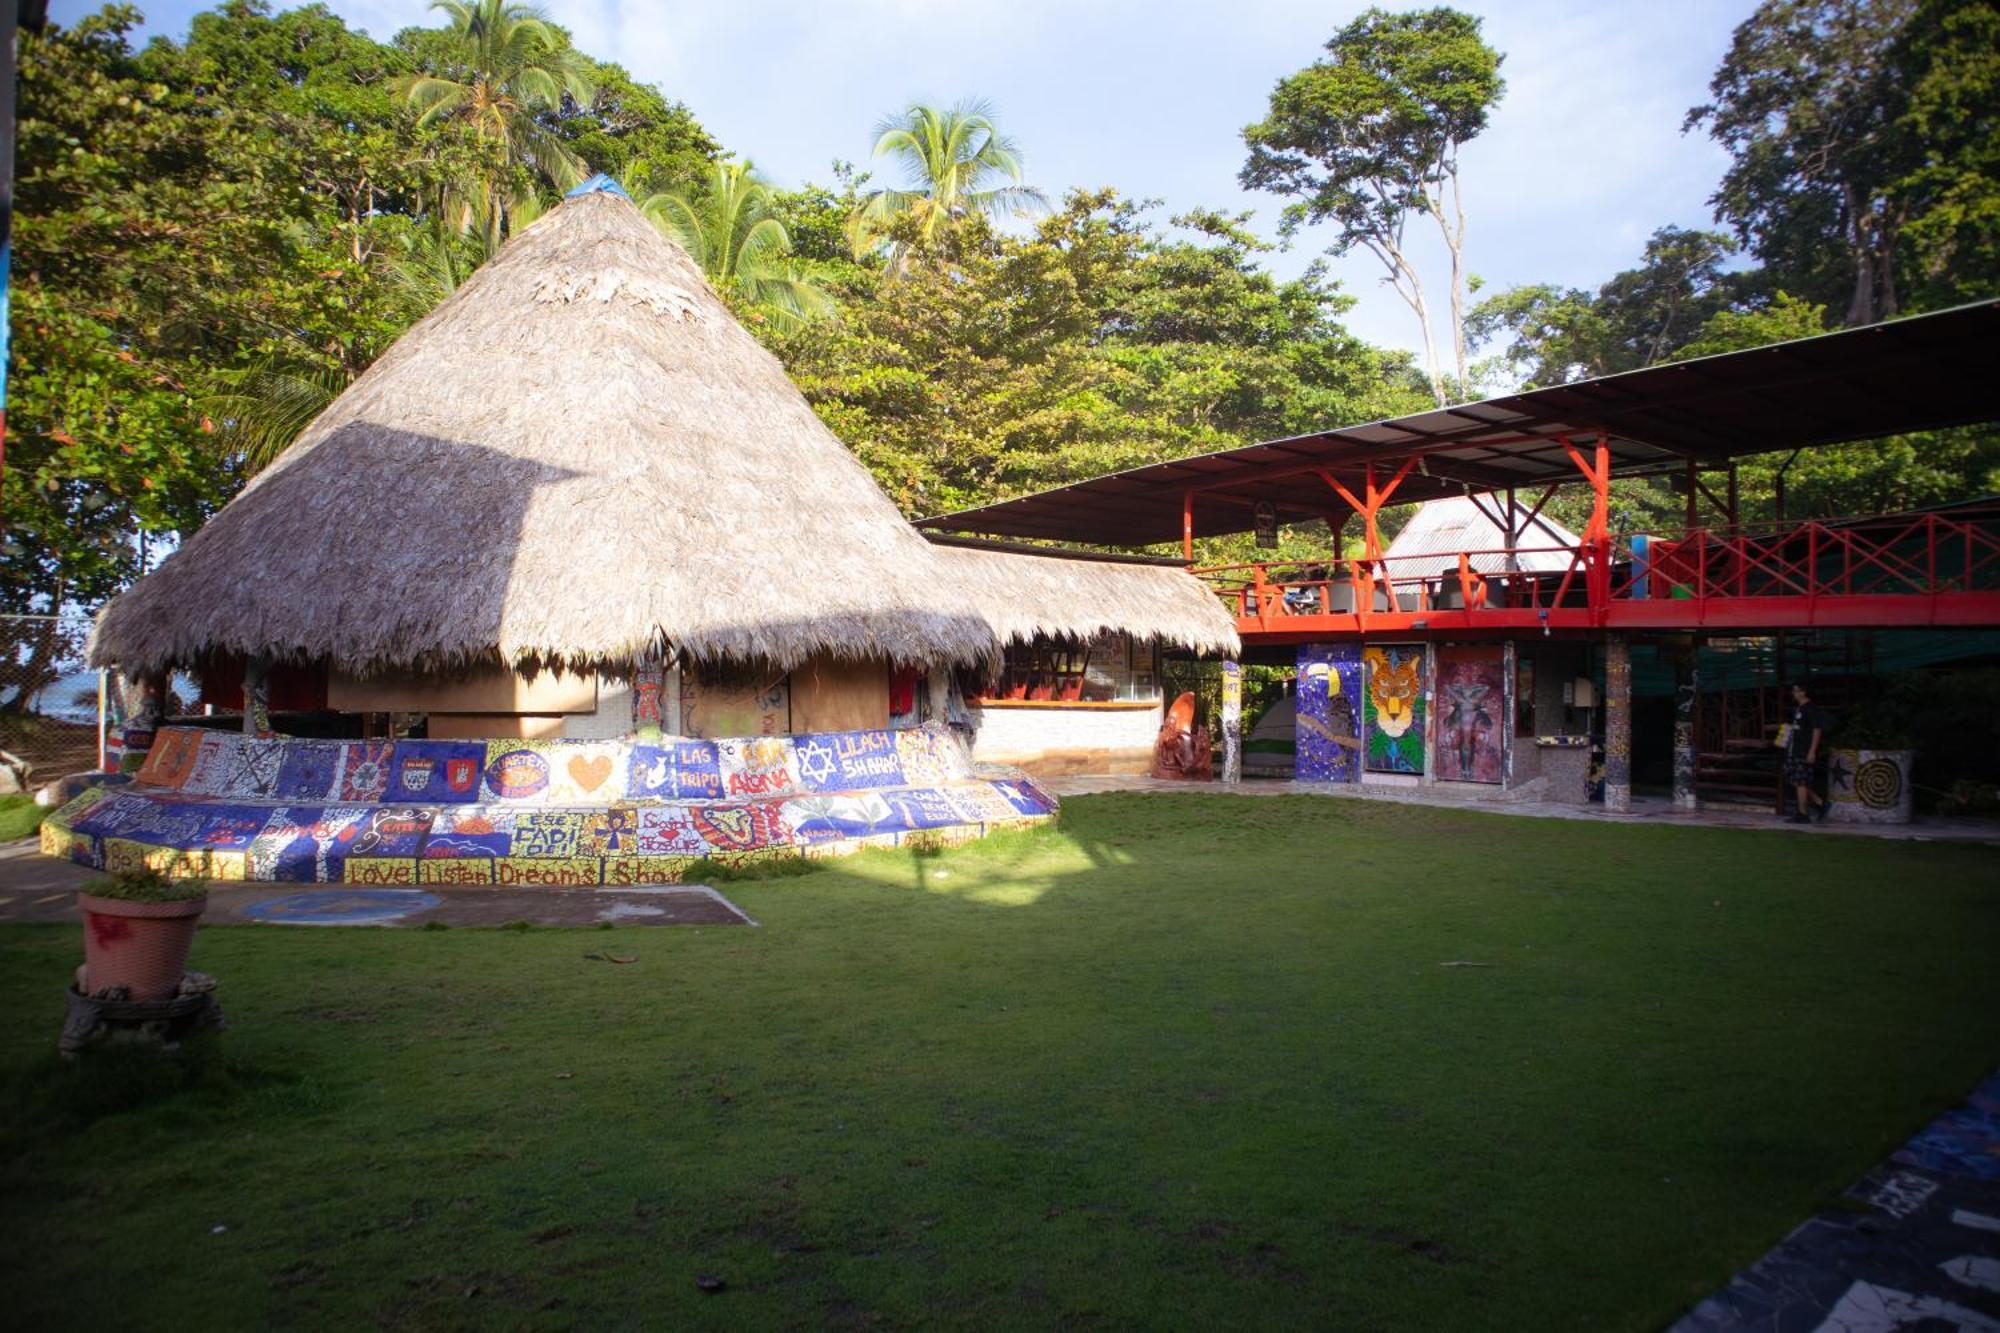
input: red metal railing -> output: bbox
[1196,503,2000,636]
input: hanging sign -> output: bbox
[1253,500,1279,549]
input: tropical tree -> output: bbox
[640,160,832,326]
[1687,0,2000,326]
[1241,6,1505,405]
[1468,227,1749,387]
[847,99,1048,266]
[396,0,596,241]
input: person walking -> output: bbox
[1778,679,1832,824]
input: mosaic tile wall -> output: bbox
[42,724,1057,886]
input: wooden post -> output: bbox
[1604,635,1632,813]
[1221,660,1242,784]
[242,656,271,736]
[1182,490,1194,565]
[96,669,108,771]
[1684,457,1699,531]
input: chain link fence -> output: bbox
[0,612,108,790]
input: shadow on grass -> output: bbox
[0,1036,324,1150]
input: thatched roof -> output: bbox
[90,184,1000,676]
[927,539,1240,656]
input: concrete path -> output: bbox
[1043,775,2000,845]
[0,840,752,928]
[1672,1072,2000,1331]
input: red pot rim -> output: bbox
[79,892,210,919]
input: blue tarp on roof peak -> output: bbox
[565,173,631,200]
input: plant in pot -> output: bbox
[78,868,210,1002]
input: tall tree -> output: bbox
[1468,227,1749,386]
[847,99,1048,268]
[1688,0,1919,326]
[639,160,832,328]
[396,0,596,243]
[1687,0,2000,326]
[1241,6,1504,405]
[1889,0,2000,311]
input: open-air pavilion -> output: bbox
[919,300,2000,813]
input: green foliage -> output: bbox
[848,99,1049,265]
[776,191,1425,522]
[0,796,46,842]
[638,159,833,327]
[1241,6,1505,399]
[82,866,210,903]
[1687,0,2000,325]
[1469,227,1748,387]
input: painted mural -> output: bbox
[1296,644,1363,783]
[1362,645,1426,774]
[40,723,1056,886]
[1433,646,1505,784]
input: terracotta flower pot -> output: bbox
[78,893,209,1002]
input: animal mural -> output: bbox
[1433,647,1505,784]
[1362,645,1426,774]
[1295,644,1363,782]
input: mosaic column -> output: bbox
[1420,643,1439,784]
[1220,660,1242,784]
[1673,646,1699,810]
[1604,635,1632,813]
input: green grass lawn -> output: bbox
[3,795,1997,1329]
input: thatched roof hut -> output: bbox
[926,538,1239,657]
[90,183,1000,678]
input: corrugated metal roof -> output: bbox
[916,299,2000,547]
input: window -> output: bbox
[993,633,1161,703]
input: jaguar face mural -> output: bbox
[1362,645,1426,774]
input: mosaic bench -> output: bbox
[39,724,1057,887]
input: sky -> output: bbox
[55,0,1762,362]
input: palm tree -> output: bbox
[640,161,832,327]
[397,0,595,241]
[848,99,1048,264]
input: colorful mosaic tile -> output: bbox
[344,857,421,886]
[511,810,586,858]
[634,805,710,856]
[492,855,604,887]
[602,856,698,886]
[61,727,1058,885]
[893,727,968,786]
[135,726,204,789]
[418,857,496,886]
[577,806,641,856]
[346,806,436,858]
[274,742,343,801]
[388,741,485,803]
[625,739,723,801]
[181,731,245,796]
[717,736,799,799]
[690,801,787,852]
[422,809,515,859]
[335,741,394,802]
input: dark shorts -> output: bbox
[1784,756,1816,786]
